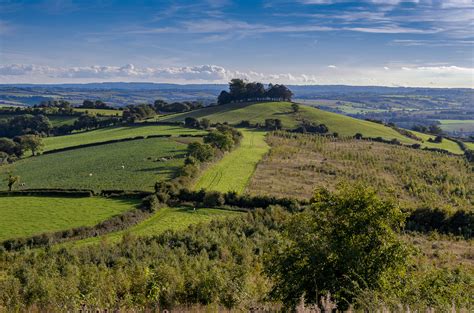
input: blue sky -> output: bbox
[0,0,473,87]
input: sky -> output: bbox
[0,0,473,87]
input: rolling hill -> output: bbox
[159,101,463,154]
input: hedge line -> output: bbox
[0,189,94,197]
[406,208,473,239]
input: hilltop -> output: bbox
[160,101,464,154]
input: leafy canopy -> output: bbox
[265,184,409,309]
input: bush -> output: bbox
[141,194,162,212]
[203,191,225,207]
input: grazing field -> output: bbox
[43,124,205,151]
[160,101,462,154]
[1,138,187,191]
[412,131,464,154]
[73,108,123,116]
[69,207,242,247]
[439,120,474,133]
[465,142,474,150]
[194,130,269,193]
[0,196,138,241]
[247,132,472,211]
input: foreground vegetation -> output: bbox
[0,196,138,241]
[248,132,472,212]
[1,138,187,191]
[0,186,471,311]
[194,129,269,193]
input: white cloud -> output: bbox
[0,63,472,88]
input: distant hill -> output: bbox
[160,101,464,154]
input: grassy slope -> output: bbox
[160,102,463,154]
[66,207,242,247]
[194,129,269,193]
[465,142,474,150]
[43,125,205,152]
[0,196,138,241]
[1,138,187,191]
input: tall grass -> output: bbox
[248,132,472,211]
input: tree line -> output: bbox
[218,79,294,105]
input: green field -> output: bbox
[43,125,205,151]
[68,207,242,247]
[160,102,463,154]
[412,131,464,154]
[194,130,269,193]
[0,196,138,241]
[466,142,474,150]
[73,108,123,116]
[439,120,474,133]
[1,138,187,191]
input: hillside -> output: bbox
[247,132,473,211]
[160,101,463,154]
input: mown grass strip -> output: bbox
[194,129,269,193]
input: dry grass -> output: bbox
[247,132,473,211]
[405,233,474,267]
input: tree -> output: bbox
[0,138,21,156]
[200,118,211,130]
[6,174,20,191]
[265,185,409,309]
[187,142,215,162]
[217,91,232,105]
[204,131,234,151]
[184,117,200,128]
[291,103,300,113]
[17,135,44,156]
[264,119,283,130]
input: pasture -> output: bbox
[439,120,474,133]
[247,132,473,211]
[159,101,463,154]
[69,207,242,247]
[43,124,205,151]
[1,138,187,191]
[0,196,138,242]
[194,129,269,193]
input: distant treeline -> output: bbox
[218,79,293,105]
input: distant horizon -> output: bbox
[1,81,472,90]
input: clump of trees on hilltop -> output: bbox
[218,79,293,105]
